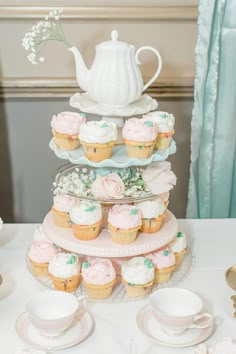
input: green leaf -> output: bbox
[101,122,108,128]
[53,243,59,249]
[128,282,135,287]
[163,250,169,256]
[80,112,86,118]
[138,146,142,149]
[83,261,89,268]
[144,258,154,268]
[130,209,138,215]
[143,120,154,127]
[85,205,96,212]
[67,255,76,264]
[161,113,168,119]
[177,232,183,238]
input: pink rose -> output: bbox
[91,172,125,199]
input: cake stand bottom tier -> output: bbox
[26,249,193,303]
[43,210,178,258]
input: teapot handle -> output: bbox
[135,46,162,92]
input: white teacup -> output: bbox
[26,290,86,337]
[149,288,213,335]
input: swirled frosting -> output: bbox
[108,204,142,229]
[29,240,59,263]
[122,117,158,142]
[142,161,177,194]
[48,253,80,278]
[51,111,86,135]
[145,247,175,269]
[143,111,175,133]
[79,121,117,143]
[136,198,165,219]
[82,258,116,285]
[70,201,102,225]
[169,232,187,253]
[121,257,154,285]
[53,194,78,213]
[91,172,125,199]
[33,225,48,241]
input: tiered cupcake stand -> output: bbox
[27,93,192,302]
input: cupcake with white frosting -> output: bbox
[79,121,117,162]
[51,111,86,150]
[121,256,154,297]
[33,225,48,241]
[82,258,116,299]
[169,231,187,265]
[143,111,175,150]
[70,201,102,241]
[135,197,165,233]
[49,253,80,292]
[52,194,78,228]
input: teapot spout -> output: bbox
[68,46,89,91]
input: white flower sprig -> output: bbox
[22,8,71,64]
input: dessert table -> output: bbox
[0,218,236,354]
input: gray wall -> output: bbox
[0,98,193,223]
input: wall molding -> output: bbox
[0,77,194,98]
[0,5,198,21]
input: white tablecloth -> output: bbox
[0,219,236,354]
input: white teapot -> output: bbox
[69,30,162,107]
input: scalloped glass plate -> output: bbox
[26,248,193,303]
[53,163,163,204]
[70,92,158,116]
[49,139,176,168]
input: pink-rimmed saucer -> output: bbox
[15,311,93,350]
[136,304,214,348]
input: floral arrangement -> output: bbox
[22,8,70,64]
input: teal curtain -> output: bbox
[187,0,236,218]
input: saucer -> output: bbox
[136,304,214,348]
[69,92,158,116]
[15,311,93,350]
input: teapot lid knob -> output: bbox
[111,30,118,41]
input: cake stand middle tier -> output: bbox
[43,210,177,258]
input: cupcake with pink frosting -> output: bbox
[122,118,158,159]
[82,258,116,299]
[51,111,86,151]
[108,204,142,244]
[135,197,166,233]
[145,247,175,284]
[28,240,60,277]
[52,194,78,228]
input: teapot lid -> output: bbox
[97,30,130,49]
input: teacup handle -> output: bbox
[77,295,87,307]
[135,46,162,92]
[189,313,213,329]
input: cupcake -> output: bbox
[136,198,165,233]
[145,247,175,284]
[49,253,80,292]
[28,240,60,277]
[79,121,117,162]
[121,257,154,297]
[52,194,78,228]
[122,118,158,159]
[169,231,187,265]
[70,201,102,241]
[82,258,116,299]
[108,204,142,244]
[51,111,86,151]
[143,111,175,150]
[159,192,170,209]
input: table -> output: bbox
[0,219,236,354]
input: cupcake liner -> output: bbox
[52,129,80,151]
[72,220,102,241]
[122,278,153,298]
[50,274,80,292]
[141,213,165,233]
[123,139,155,159]
[154,265,175,284]
[154,130,174,150]
[81,141,115,162]
[108,224,140,244]
[52,207,71,228]
[175,248,187,266]
[83,279,116,299]
[29,259,49,277]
